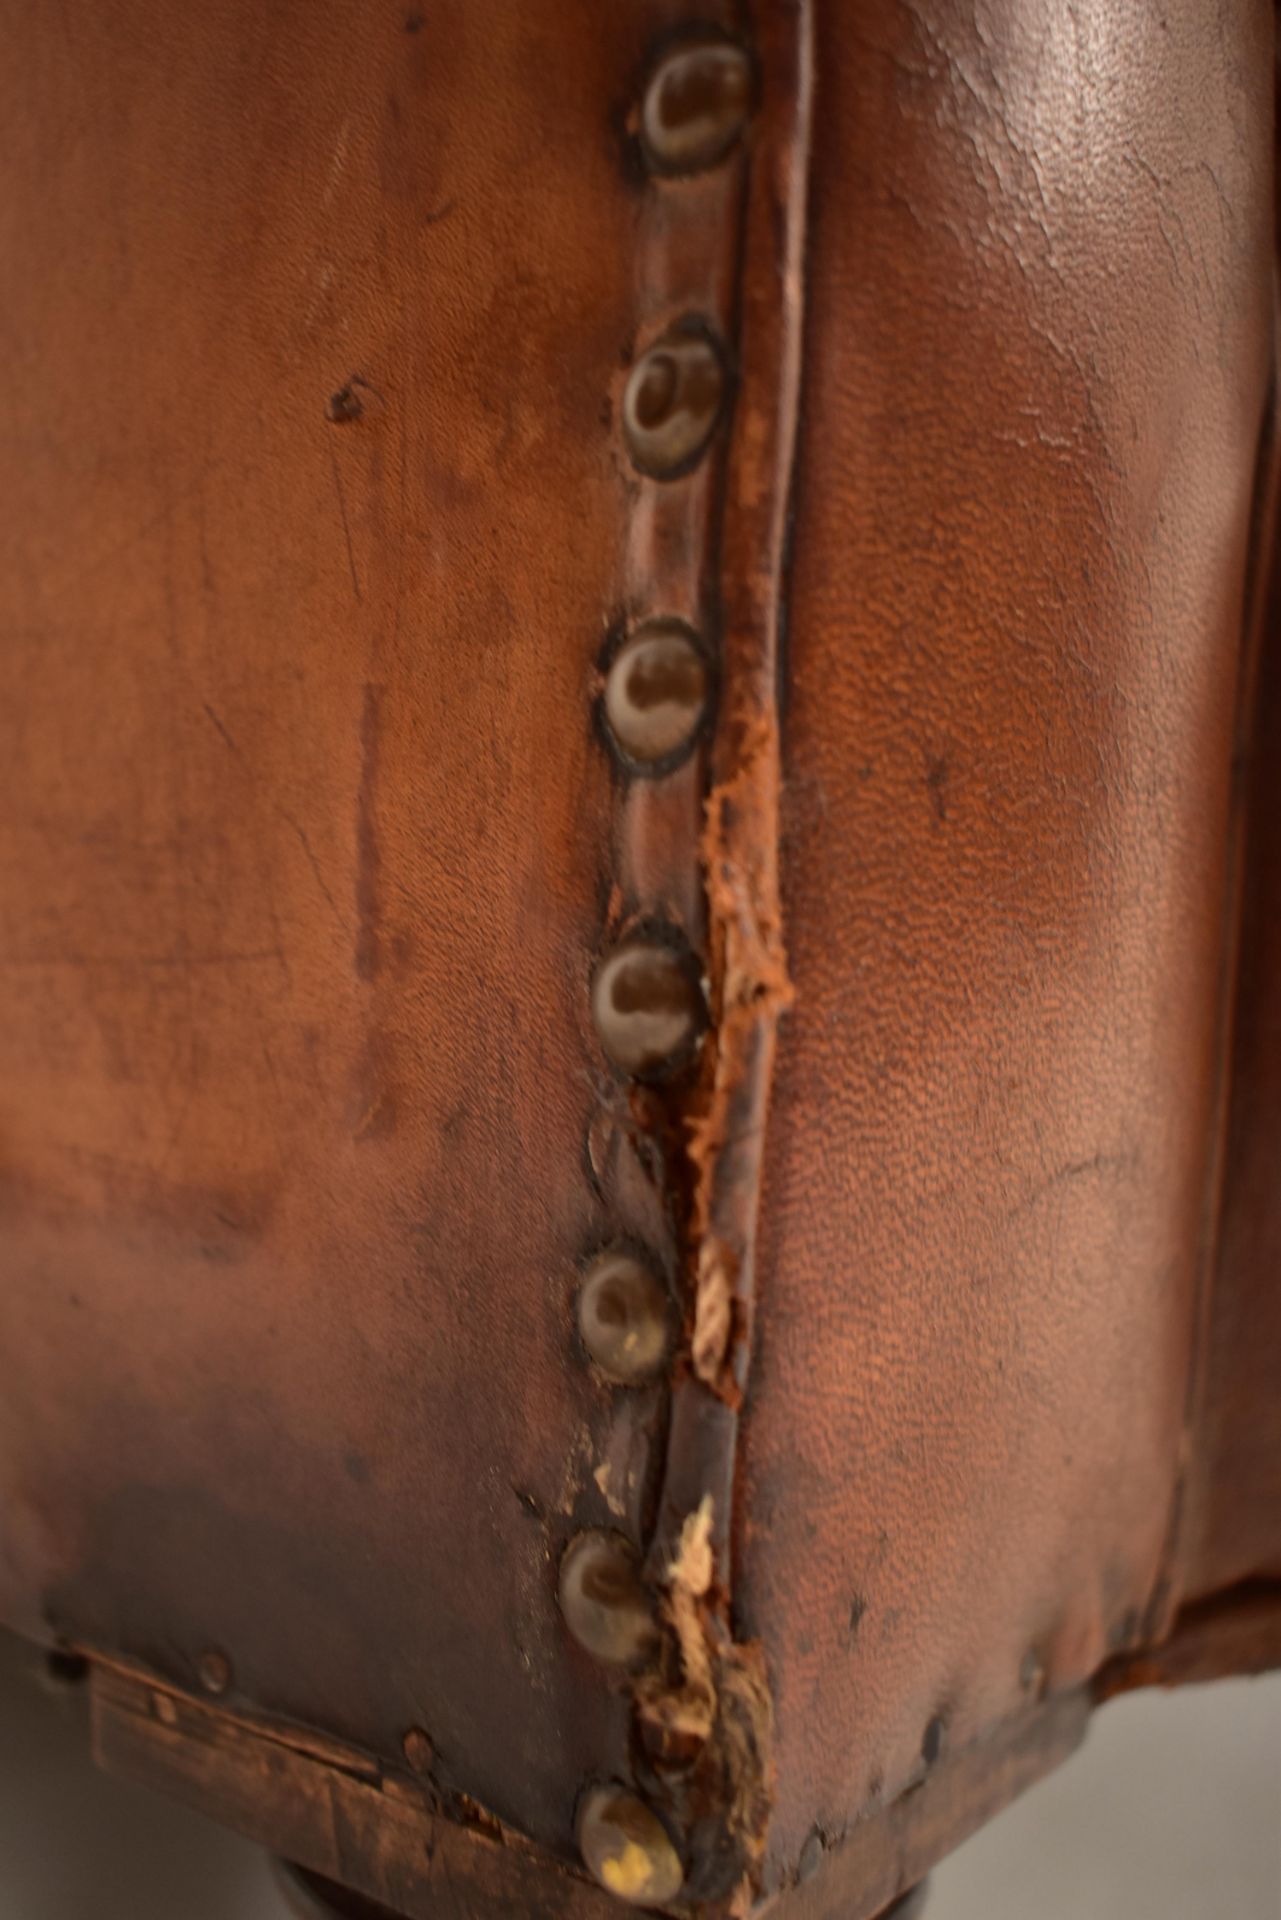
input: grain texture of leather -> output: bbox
[0,0,738,1862]
[2,0,1281,1912]
[735,0,1276,1883]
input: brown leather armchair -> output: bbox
[2,1,1278,1914]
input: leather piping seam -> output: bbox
[582,3,814,1911]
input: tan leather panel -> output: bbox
[735,0,1274,1878]
[0,0,715,1855]
[1186,479,1281,1599]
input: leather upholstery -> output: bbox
[1185,346,1281,1601]
[0,0,660,1853]
[0,0,1277,1914]
[737,0,1278,1883]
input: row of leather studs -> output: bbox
[564,26,754,1912]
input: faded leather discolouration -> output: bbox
[0,0,725,1864]
[2,0,1281,1913]
[735,0,1275,1886]
[0,0,809,1899]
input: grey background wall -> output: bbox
[0,1629,1276,1918]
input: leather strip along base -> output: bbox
[90,1660,1087,1920]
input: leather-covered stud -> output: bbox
[622,329,725,479]
[641,36,752,176]
[604,621,709,770]
[559,1531,657,1666]
[578,1785,684,1907]
[578,1247,670,1384]
[591,936,704,1080]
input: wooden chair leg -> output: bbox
[272,1860,407,1920]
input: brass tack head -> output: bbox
[591,935,705,1080]
[641,36,752,175]
[622,328,725,479]
[604,621,709,770]
[559,1531,657,1667]
[578,1784,684,1907]
[578,1247,670,1384]
[198,1648,231,1695]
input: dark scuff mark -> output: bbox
[326,385,365,425]
[924,751,949,823]
[201,700,237,755]
[846,1594,867,1646]
[325,374,387,426]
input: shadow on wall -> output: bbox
[0,1627,1277,1919]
